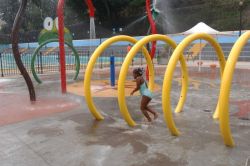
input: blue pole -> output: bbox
[110,55,115,87]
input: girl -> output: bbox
[130,68,158,122]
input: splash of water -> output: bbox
[123,15,147,31]
[89,17,96,54]
[153,0,160,13]
[90,17,96,39]
[156,14,175,33]
[153,0,177,34]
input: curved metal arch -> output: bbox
[118,34,188,129]
[162,33,226,140]
[83,35,154,123]
[218,31,250,147]
[31,39,80,84]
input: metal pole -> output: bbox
[40,51,43,74]
[239,1,243,36]
[110,55,115,87]
[0,53,4,77]
[239,7,242,36]
[145,0,157,81]
[87,50,90,62]
[100,56,103,69]
[198,40,202,72]
[37,52,40,74]
[57,0,67,93]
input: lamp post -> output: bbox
[239,0,244,36]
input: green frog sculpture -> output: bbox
[31,17,80,84]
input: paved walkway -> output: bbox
[0,67,249,166]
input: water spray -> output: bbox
[85,0,96,39]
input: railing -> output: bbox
[1,46,250,77]
[0,49,160,77]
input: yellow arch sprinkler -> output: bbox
[118,34,188,130]
[83,31,249,147]
[218,31,250,147]
[162,33,227,142]
[83,35,152,121]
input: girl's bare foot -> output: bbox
[143,117,152,123]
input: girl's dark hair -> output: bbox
[133,68,144,76]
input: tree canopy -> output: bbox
[0,0,249,42]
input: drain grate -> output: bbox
[203,109,212,113]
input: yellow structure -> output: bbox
[83,35,153,122]
[162,33,226,141]
[84,32,249,147]
[118,34,187,128]
[84,34,188,128]
[186,43,207,61]
[217,31,250,147]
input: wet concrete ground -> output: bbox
[0,65,250,166]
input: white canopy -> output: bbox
[181,22,234,35]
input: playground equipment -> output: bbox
[118,34,187,127]
[217,31,250,146]
[11,0,245,147]
[83,35,155,120]
[84,34,188,126]
[85,0,96,39]
[145,0,158,80]
[57,0,67,93]
[162,33,227,142]
[186,43,207,61]
[110,56,115,87]
[11,0,36,101]
[31,17,80,84]
[84,32,250,147]
[57,0,96,93]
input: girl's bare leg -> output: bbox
[146,106,158,119]
[141,96,152,122]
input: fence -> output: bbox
[1,44,250,77]
[0,49,161,77]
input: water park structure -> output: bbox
[1,0,250,165]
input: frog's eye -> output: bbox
[55,17,59,30]
[43,17,53,31]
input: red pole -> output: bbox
[57,0,67,93]
[146,0,157,80]
[85,0,95,17]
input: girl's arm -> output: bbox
[130,77,142,95]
